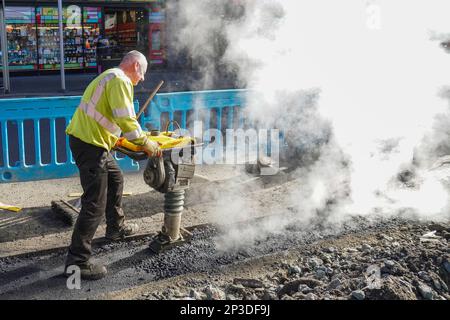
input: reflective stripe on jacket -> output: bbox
[66,68,147,151]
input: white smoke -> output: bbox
[170,0,450,249]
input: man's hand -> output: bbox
[142,139,162,157]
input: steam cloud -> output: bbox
[169,0,450,250]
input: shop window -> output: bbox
[83,7,102,68]
[5,6,37,71]
[36,7,62,70]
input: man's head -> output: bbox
[119,50,148,86]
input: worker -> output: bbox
[64,50,161,280]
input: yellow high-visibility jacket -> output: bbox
[66,68,147,151]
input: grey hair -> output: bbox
[120,50,148,67]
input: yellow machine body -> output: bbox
[115,131,195,153]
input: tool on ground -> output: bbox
[0,202,21,212]
[51,199,80,225]
[245,152,278,175]
[68,192,133,198]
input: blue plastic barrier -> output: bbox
[140,89,248,145]
[139,89,286,157]
[0,96,139,183]
[0,89,251,183]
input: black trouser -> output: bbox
[66,135,125,266]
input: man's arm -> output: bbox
[107,80,161,156]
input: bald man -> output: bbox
[65,51,160,280]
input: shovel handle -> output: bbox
[136,80,164,120]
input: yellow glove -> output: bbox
[142,139,162,157]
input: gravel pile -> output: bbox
[141,221,449,300]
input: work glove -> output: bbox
[142,139,162,158]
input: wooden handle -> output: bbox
[136,80,164,120]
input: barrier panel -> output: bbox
[0,96,139,183]
[140,89,248,146]
[140,89,286,160]
[0,89,251,183]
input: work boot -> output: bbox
[105,222,140,241]
[64,262,107,281]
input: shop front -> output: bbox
[0,0,166,74]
